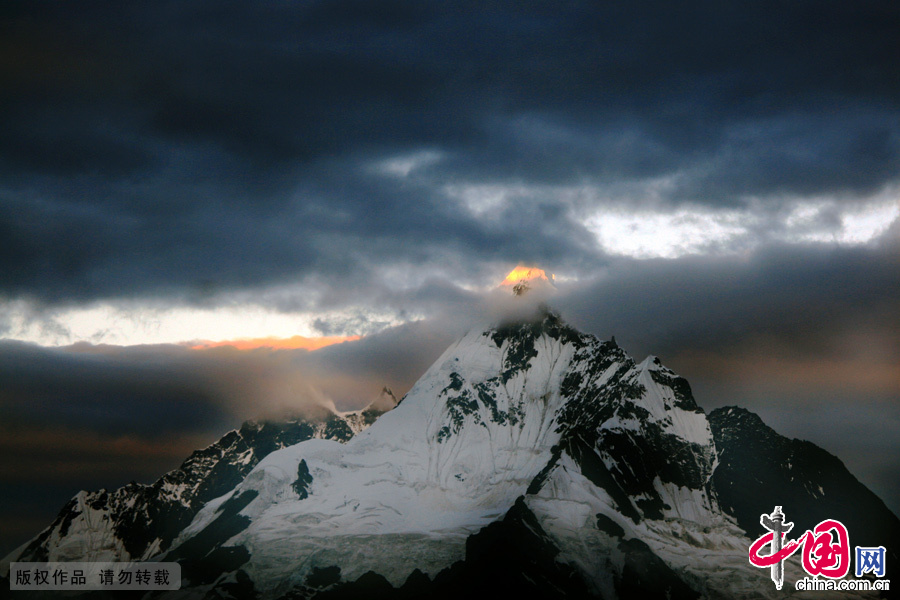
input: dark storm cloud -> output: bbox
[0,159,604,309]
[558,238,900,363]
[2,0,899,303]
[0,335,421,439]
[309,317,460,388]
[0,341,230,436]
[10,230,895,436]
[551,232,899,425]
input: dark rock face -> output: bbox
[553,334,716,523]
[167,490,259,586]
[616,538,699,600]
[558,435,643,523]
[436,370,528,442]
[428,497,593,600]
[275,497,594,600]
[292,460,313,500]
[709,406,900,566]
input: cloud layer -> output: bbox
[1,0,899,308]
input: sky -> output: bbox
[1,0,899,557]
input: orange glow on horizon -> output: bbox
[499,265,554,287]
[190,334,360,351]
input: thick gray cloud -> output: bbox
[558,237,900,361]
[2,0,899,303]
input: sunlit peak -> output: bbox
[499,265,555,296]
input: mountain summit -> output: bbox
[499,265,556,296]
[2,312,896,599]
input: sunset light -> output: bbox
[499,265,554,288]
[190,334,360,351]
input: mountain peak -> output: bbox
[498,265,555,296]
[368,387,400,413]
[337,387,401,435]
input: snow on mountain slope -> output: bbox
[0,392,397,576]
[166,311,746,598]
[524,438,770,599]
[516,344,759,598]
[167,317,582,594]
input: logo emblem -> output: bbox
[749,506,889,592]
[756,505,794,589]
[749,506,851,586]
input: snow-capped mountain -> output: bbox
[0,390,398,569]
[3,310,896,599]
[146,310,895,599]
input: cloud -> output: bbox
[1,0,899,306]
[0,425,212,484]
[190,334,360,351]
[7,233,892,445]
[557,234,900,360]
